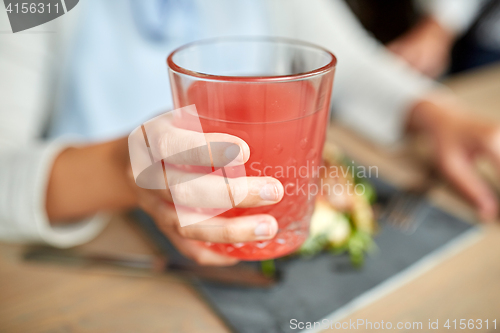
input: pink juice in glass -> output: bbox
[168,37,336,260]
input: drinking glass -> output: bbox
[167,37,336,260]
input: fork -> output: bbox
[382,170,437,234]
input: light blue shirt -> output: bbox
[50,0,268,141]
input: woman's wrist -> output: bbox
[406,93,464,136]
[46,137,138,224]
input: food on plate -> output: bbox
[298,142,377,265]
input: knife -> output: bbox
[23,246,278,288]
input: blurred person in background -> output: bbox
[1,0,500,266]
[347,0,500,77]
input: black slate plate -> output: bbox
[132,177,480,333]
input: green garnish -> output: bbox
[261,259,277,278]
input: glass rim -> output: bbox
[167,36,337,82]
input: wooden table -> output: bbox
[2,65,500,333]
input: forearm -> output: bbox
[46,137,138,223]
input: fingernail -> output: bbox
[260,183,279,201]
[224,144,244,164]
[254,222,271,236]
